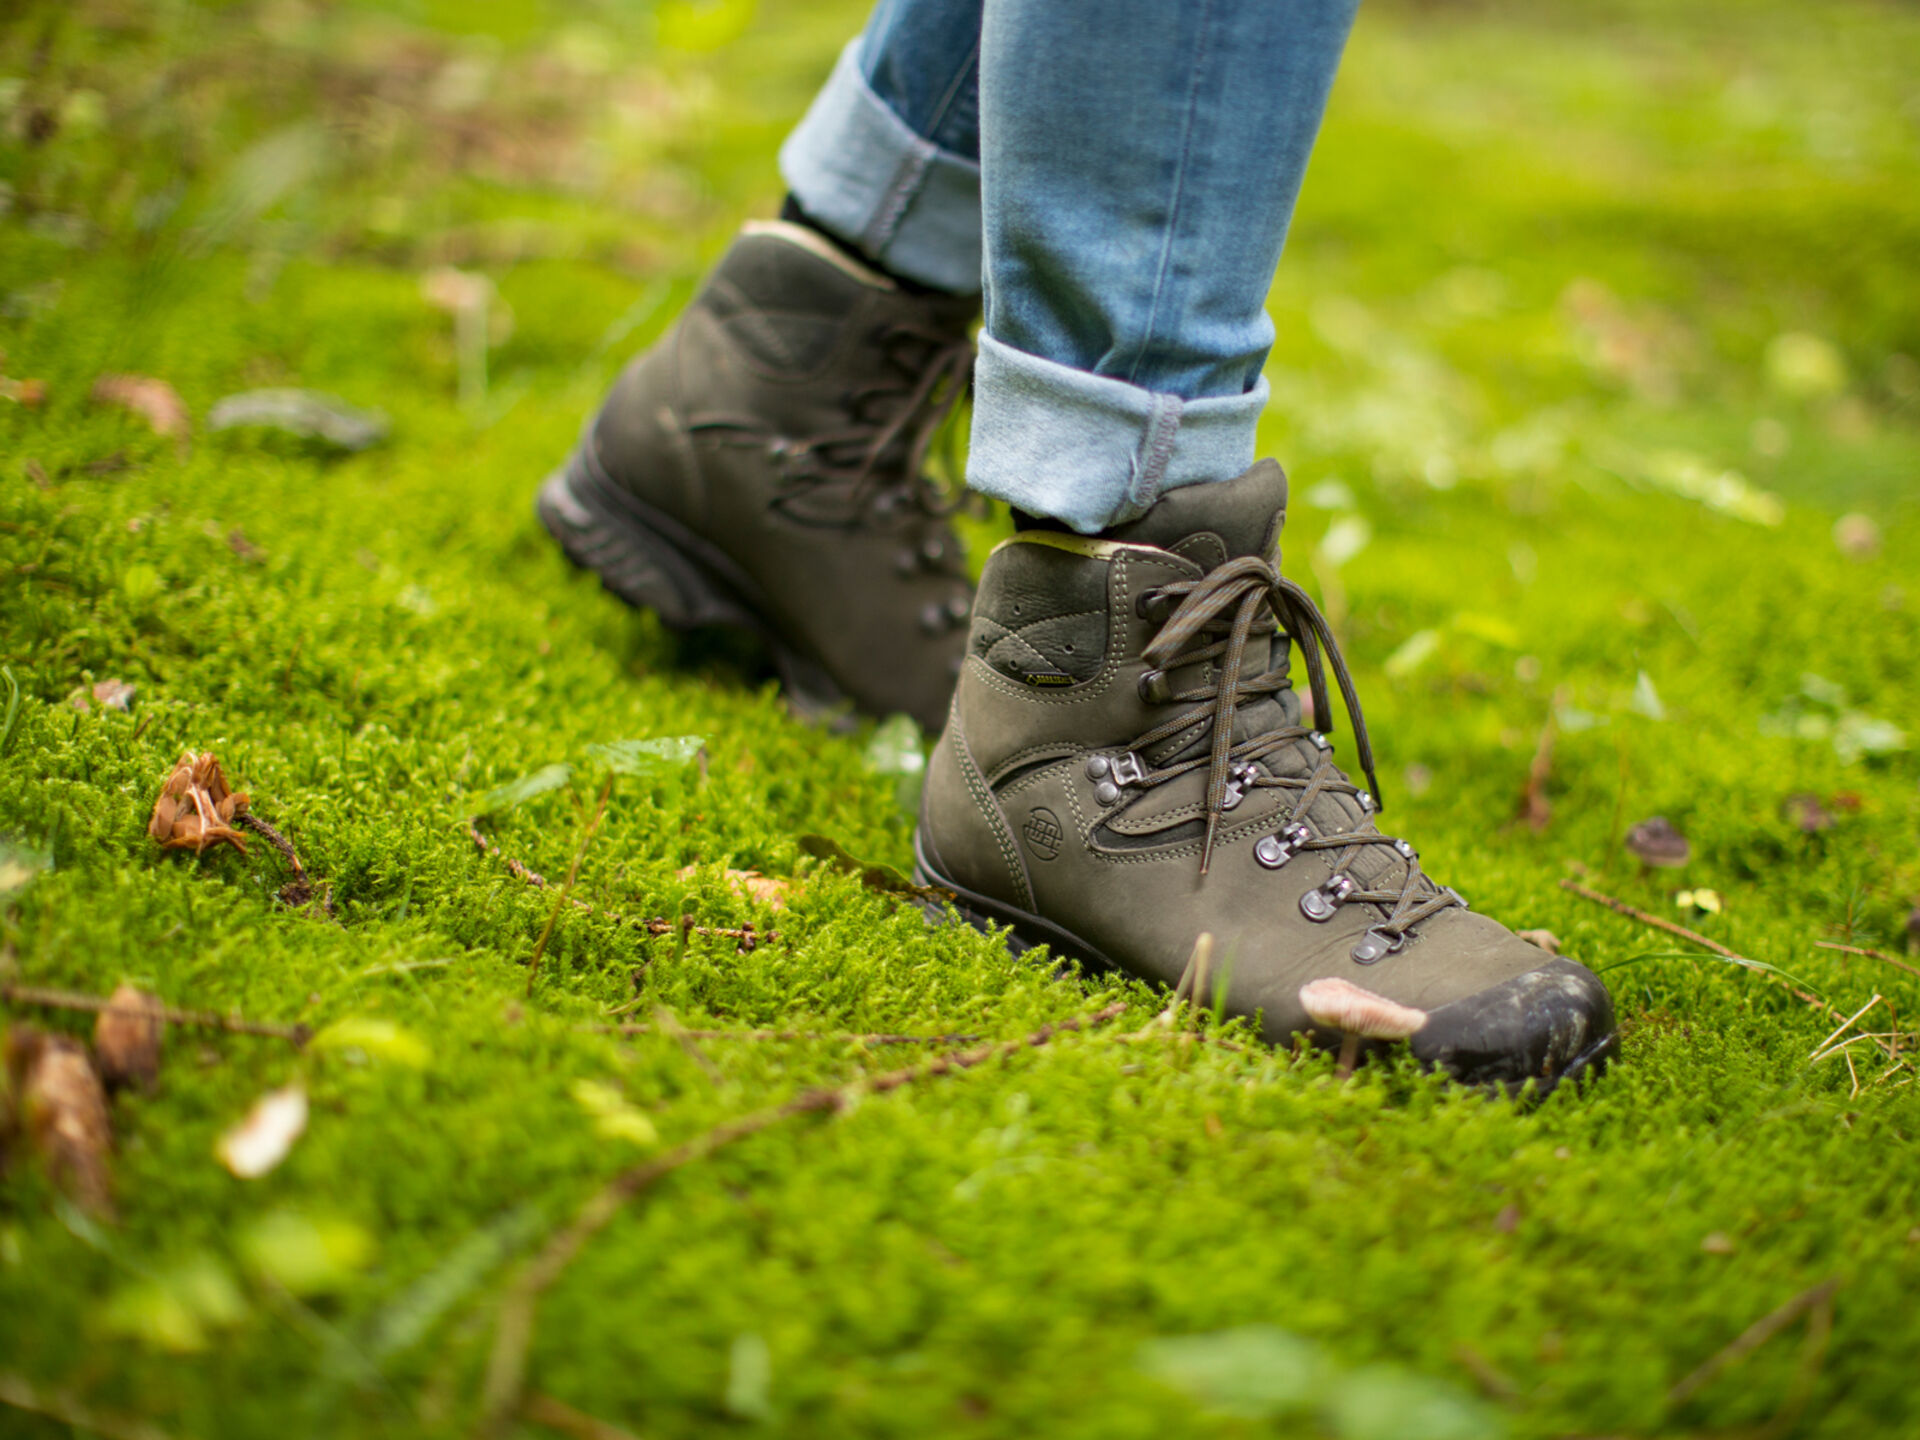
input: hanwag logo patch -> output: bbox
[1022,806,1064,862]
[1022,670,1075,688]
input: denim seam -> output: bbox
[865,142,934,255]
[917,35,982,158]
[1128,0,1214,387]
[1129,395,1185,512]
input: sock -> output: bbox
[779,194,942,296]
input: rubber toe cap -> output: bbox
[1408,957,1616,1092]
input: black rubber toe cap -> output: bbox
[1409,958,1617,1093]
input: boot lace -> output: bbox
[702,324,974,531]
[1120,554,1464,960]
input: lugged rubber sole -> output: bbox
[536,449,853,725]
[913,828,1616,1097]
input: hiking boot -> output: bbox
[914,460,1617,1091]
[538,220,978,731]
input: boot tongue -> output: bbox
[1107,459,1288,570]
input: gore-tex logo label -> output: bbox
[1022,807,1064,862]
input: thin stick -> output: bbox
[580,1021,982,1046]
[1807,994,1882,1061]
[476,1001,1128,1437]
[237,810,305,881]
[523,1393,642,1440]
[0,982,310,1045]
[1667,1278,1841,1405]
[527,777,612,997]
[1559,879,1835,1015]
[0,1372,172,1440]
[1815,939,1920,980]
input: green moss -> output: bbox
[4,1,1919,1436]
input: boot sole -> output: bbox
[537,449,854,726]
[913,830,1616,1097]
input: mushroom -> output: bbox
[1298,976,1429,1078]
[1625,815,1691,868]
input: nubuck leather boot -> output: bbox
[539,220,977,731]
[914,459,1617,1089]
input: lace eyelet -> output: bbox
[1137,668,1169,704]
[1301,873,1357,922]
[1351,927,1404,965]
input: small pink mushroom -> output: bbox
[1299,976,1429,1077]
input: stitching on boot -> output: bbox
[953,721,1032,911]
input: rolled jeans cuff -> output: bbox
[778,40,983,296]
[966,332,1270,534]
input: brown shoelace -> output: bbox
[1124,555,1462,959]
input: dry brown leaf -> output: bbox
[149,751,251,856]
[0,376,47,406]
[216,1084,307,1178]
[94,984,166,1091]
[227,528,265,563]
[92,679,136,712]
[1517,929,1563,955]
[676,865,797,910]
[5,1027,114,1218]
[91,374,190,447]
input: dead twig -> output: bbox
[0,1372,172,1440]
[468,823,778,952]
[1517,714,1555,834]
[1559,879,1843,1020]
[236,811,332,912]
[476,1001,1129,1436]
[523,1393,642,1440]
[1,982,310,1045]
[1806,994,1883,1062]
[1815,939,1920,980]
[580,1021,983,1046]
[1667,1277,1840,1407]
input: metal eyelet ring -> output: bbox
[1094,781,1121,807]
[1310,732,1332,751]
[1300,873,1357,922]
[1253,835,1291,869]
[1351,927,1405,965]
[1392,838,1416,860]
[1137,668,1169,704]
[919,603,948,635]
[1110,752,1147,786]
[1357,791,1376,814]
[1085,755,1112,781]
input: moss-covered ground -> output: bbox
[3,1,1918,1436]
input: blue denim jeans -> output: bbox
[780,0,1358,533]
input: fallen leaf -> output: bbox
[798,834,953,903]
[102,1252,248,1352]
[1675,889,1723,916]
[240,1209,375,1296]
[1516,929,1562,955]
[91,374,190,447]
[92,679,136,712]
[5,1026,114,1217]
[0,839,51,898]
[1625,816,1690,869]
[310,1017,431,1067]
[0,376,47,406]
[227,528,265,563]
[677,865,798,909]
[149,751,250,856]
[217,1084,307,1178]
[1495,1204,1521,1234]
[207,388,389,452]
[94,984,165,1091]
[569,1078,658,1146]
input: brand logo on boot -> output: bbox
[1022,807,1064,862]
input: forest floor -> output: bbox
[3,1,1919,1437]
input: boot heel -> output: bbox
[536,462,753,632]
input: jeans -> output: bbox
[780,0,1358,533]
